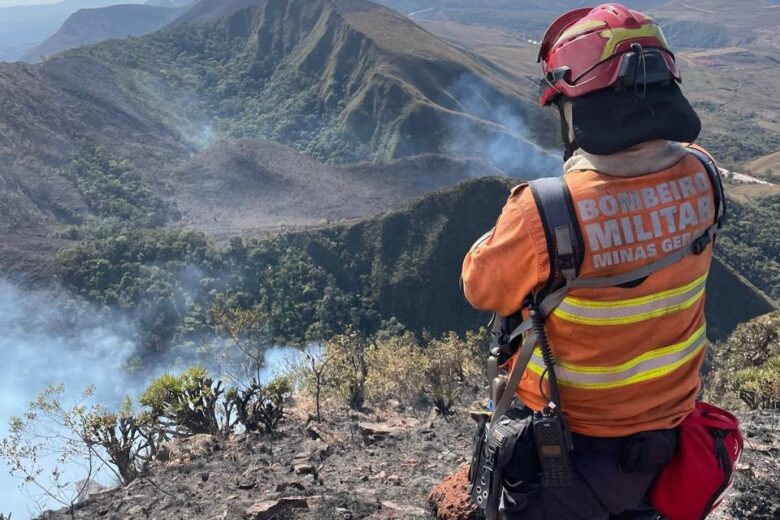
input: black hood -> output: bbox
[571,83,701,156]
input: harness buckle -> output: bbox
[693,230,712,255]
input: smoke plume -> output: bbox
[0,280,142,517]
[446,74,563,178]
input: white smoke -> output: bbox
[0,280,140,517]
[0,279,305,518]
[446,73,563,178]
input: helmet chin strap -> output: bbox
[556,99,578,161]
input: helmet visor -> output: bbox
[538,7,593,63]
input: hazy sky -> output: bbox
[0,0,62,6]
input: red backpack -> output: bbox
[650,401,744,520]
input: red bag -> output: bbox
[650,401,744,520]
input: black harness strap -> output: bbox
[528,177,584,305]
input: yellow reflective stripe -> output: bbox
[527,325,707,390]
[599,25,670,60]
[562,273,708,309]
[556,19,608,45]
[552,273,708,326]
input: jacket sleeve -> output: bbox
[461,185,548,317]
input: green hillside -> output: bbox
[0,0,564,282]
[58,177,776,363]
[69,0,558,168]
[716,194,780,301]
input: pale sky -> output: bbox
[0,0,64,6]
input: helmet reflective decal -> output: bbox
[555,19,608,47]
[599,24,671,61]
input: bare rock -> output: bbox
[335,507,354,519]
[275,480,306,492]
[245,497,310,520]
[244,501,285,520]
[293,463,316,475]
[125,504,148,518]
[161,434,217,463]
[349,410,373,422]
[306,422,345,446]
[222,503,250,519]
[236,478,257,490]
[358,421,394,443]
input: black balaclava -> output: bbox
[557,82,701,160]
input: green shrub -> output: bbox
[365,332,427,405]
[84,399,152,485]
[423,331,483,414]
[140,367,224,436]
[322,330,372,410]
[706,312,780,409]
[232,376,292,434]
[365,329,485,414]
[732,356,780,410]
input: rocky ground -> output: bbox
[711,410,780,520]
[38,402,473,520]
[38,407,778,520]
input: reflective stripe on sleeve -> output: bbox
[469,229,494,252]
[528,324,707,390]
[552,273,708,326]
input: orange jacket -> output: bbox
[462,141,717,437]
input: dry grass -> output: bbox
[746,151,780,176]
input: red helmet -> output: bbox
[538,3,680,106]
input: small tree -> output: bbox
[209,302,274,384]
[0,386,105,519]
[732,356,780,410]
[323,329,372,410]
[706,313,780,409]
[365,332,427,405]
[365,329,484,414]
[423,331,483,415]
[84,399,148,485]
[289,344,334,423]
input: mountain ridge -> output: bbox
[23,3,190,62]
[0,0,146,60]
[0,0,561,282]
[71,0,559,168]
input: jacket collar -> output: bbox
[563,140,688,177]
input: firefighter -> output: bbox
[462,4,724,519]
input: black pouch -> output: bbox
[469,408,538,513]
[501,409,539,484]
[468,412,490,489]
[620,430,677,474]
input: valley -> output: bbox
[0,1,778,518]
[0,0,775,389]
[407,4,780,174]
